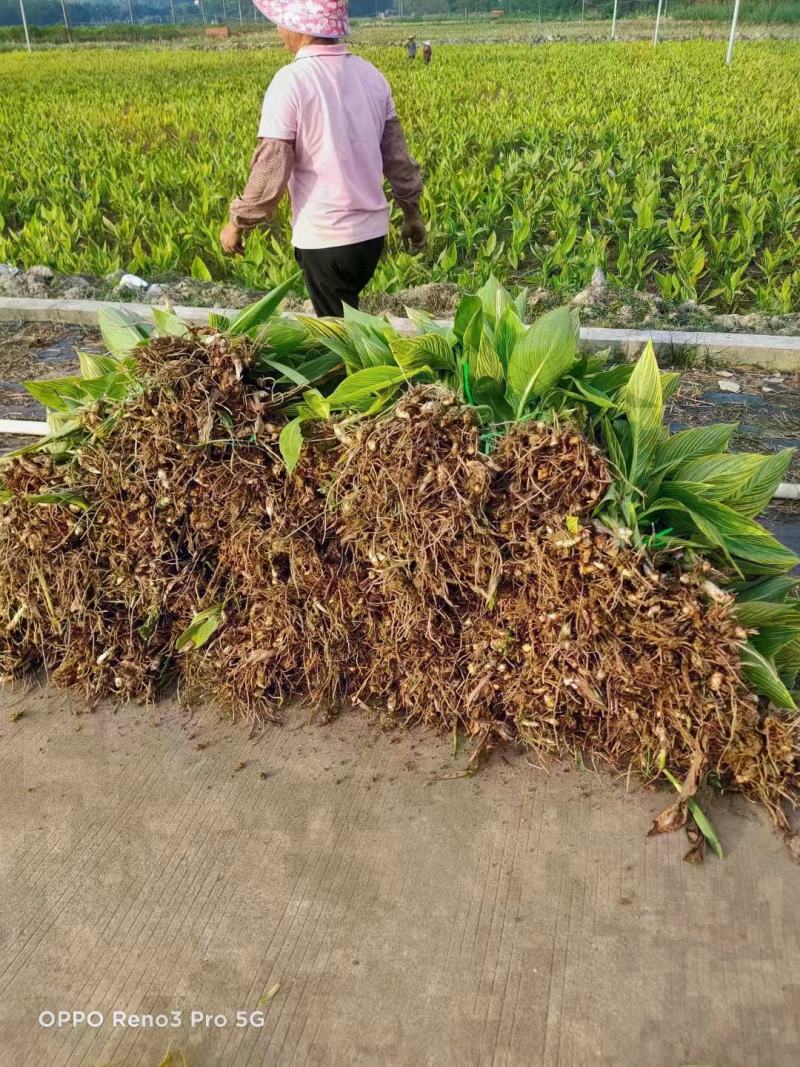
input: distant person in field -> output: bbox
[422,40,432,64]
[221,0,425,317]
[406,36,417,59]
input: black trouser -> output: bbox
[294,236,384,318]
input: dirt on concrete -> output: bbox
[0,688,798,1067]
[666,364,800,483]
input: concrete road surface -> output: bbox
[0,686,798,1067]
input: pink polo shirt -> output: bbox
[258,44,395,250]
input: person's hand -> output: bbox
[220,221,244,257]
[401,212,427,255]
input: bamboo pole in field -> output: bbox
[127,0,134,24]
[610,0,618,40]
[222,0,227,22]
[726,0,742,65]
[237,0,243,22]
[18,0,31,50]
[653,0,663,45]
[169,0,176,23]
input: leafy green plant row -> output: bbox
[2,41,799,311]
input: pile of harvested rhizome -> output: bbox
[1,331,798,839]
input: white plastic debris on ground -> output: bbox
[117,273,149,292]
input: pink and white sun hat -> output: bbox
[252,0,349,38]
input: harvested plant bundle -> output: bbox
[2,280,799,855]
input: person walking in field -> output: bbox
[422,40,432,65]
[406,35,417,59]
[220,0,426,317]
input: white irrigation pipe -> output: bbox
[726,0,742,66]
[58,0,71,42]
[653,0,664,46]
[0,419,48,437]
[610,0,618,41]
[18,0,31,52]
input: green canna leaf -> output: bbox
[471,376,514,423]
[78,351,121,380]
[24,489,90,510]
[151,306,189,338]
[253,318,312,355]
[289,352,343,385]
[259,358,310,387]
[661,371,682,403]
[342,303,393,338]
[585,363,634,396]
[493,304,524,371]
[653,424,738,472]
[227,272,302,336]
[730,576,799,603]
[774,638,800,690]
[733,601,800,630]
[453,295,482,342]
[326,366,412,410]
[190,255,213,282]
[727,449,794,518]
[472,332,504,383]
[672,453,765,501]
[655,483,800,573]
[176,604,224,652]
[208,312,232,331]
[622,341,663,486]
[475,275,516,325]
[740,642,797,710]
[97,305,152,359]
[300,388,330,420]
[279,417,304,473]
[506,305,578,416]
[390,334,455,375]
[349,330,394,370]
[24,377,93,412]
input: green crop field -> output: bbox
[1,37,799,311]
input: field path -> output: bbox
[0,688,798,1066]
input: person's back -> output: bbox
[222,1,426,317]
[260,47,393,249]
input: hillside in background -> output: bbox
[3,0,800,28]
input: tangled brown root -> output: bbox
[331,387,501,605]
[1,343,798,841]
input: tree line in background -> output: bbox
[1,0,798,29]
